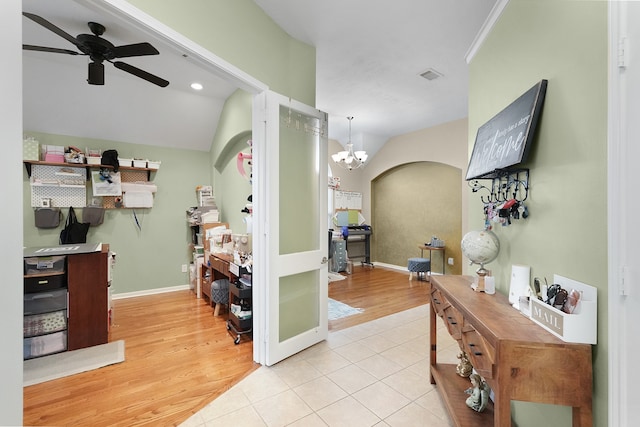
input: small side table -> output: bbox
[418,245,445,275]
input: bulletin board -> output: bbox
[334,190,362,210]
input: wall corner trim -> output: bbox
[465,0,510,64]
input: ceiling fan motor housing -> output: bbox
[76,33,116,61]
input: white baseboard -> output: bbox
[112,284,191,300]
[373,261,442,277]
[373,262,409,272]
[111,263,440,300]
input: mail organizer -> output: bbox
[529,274,597,345]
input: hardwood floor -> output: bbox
[23,265,430,426]
[328,265,431,331]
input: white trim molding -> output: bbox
[112,284,191,300]
[465,0,510,64]
[608,1,628,426]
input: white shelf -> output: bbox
[54,171,83,177]
[29,164,87,207]
[31,182,85,188]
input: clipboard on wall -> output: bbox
[334,190,362,210]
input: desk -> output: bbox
[345,226,373,267]
[202,253,233,316]
[418,245,445,274]
[430,275,592,426]
[206,254,253,344]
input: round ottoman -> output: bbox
[408,257,431,281]
[211,278,229,316]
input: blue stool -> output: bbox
[211,278,229,316]
[408,257,431,281]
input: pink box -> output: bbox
[44,154,64,163]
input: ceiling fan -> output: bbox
[22,12,170,87]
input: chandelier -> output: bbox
[331,116,368,170]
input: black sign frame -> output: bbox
[466,80,548,180]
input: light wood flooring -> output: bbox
[23,265,430,426]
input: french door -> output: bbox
[253,91,329,366]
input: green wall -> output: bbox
[211,89,254,233]
[468,1,607,425]
[22,1,316,295]
[23,133,212,294]
[127,0,316,106]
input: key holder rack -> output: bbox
[468,168,529,204]
[468,169,530,227]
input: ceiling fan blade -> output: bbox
[22,12,83,50]
[113,61,169,87]
[23,44,80,56]
[112,42,159,59]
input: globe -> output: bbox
[461,229,500,268]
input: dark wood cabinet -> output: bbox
[24,244,109,357]
[66,246,109,350]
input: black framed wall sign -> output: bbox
[466,79,548,180]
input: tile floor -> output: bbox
[180,304,461,427]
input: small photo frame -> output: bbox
[40,198,51,208]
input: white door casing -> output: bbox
[252,91,329,366]
[609,1,640,426]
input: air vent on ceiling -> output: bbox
[420,68,443,81]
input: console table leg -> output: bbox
[494,394,511,427]
[429,302,436,384]
[572,406,592,427]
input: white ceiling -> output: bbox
[22,0,498,159]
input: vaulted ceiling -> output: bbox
[22,0,498,159]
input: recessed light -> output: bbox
[190,82,203,90]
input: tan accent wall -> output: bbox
[358,118,469,270]
[371,162,461,274]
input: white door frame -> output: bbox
[608,1,640,425]
[93,0,271,364]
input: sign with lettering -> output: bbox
[466,80,547,180]
[531,298,564,336]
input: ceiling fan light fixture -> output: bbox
[190,82,203,91]
[88,61,105,85]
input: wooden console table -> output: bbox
[430,275,592,427]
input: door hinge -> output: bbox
[618,37,628,69]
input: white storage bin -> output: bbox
[133,159,147,168]
[147,160,161,170]
[24,330,67,359]
[118,158,133,167]
[24,255,66,275]
[529,274,597,344]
